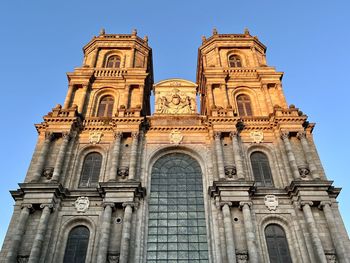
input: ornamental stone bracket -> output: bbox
[208,181,255,205]
[286,180,340,204]
[98,181,146,204]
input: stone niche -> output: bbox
[154,79,198,115]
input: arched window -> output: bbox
[229,55,242,67]
[63,226,90,263]
[105,55,121,68]
[265,224,292,263]
[251,152,273,187]
[237,94,253,116]
[97,96,114,117]
[79,152,102,187]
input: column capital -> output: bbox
[40,203,54,211]
[114,132,123,139]
[21,203,33,210]
[45,132,55,141]
[299,201,313,209]
[131,132,139,139]
[280,131,290,140]
[296,131,307,140]
[122,202,138,210]
[318,201,332,210]
[214,131,222,139]
[62,132,71,141]
[219,201,233,209]
[103,202,115,209]
[239,201,253,209]
[230,130,239,138]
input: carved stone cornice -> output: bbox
[98,181,146,202]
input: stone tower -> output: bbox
[1,29,349,263]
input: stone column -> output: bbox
[319,201,349,263]
[78,84,88,113]
[108,132,122,181]
[297,131,320,180]
[51,132,71,182]
[214,132,225,180]
[128,132,139,180]
[230,131,244,179]
[97,203,114,263]
[281,132,300,180]
[119,203,134,263]
[300,201,327,263]
[221,203,237,263]
[63,84,74,109]
[221,84,230,109]
[5,204,32,263]
[207,84,215,110]
[262,84,273,114]
[32,132,54,182]
[28,204,53,263]
[239,202,258,263]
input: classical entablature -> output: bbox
[153,79,198,115]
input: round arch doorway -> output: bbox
[146,153,209,262]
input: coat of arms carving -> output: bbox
[250,131,264,143]
[264,195,278,211]
[156,88,196,114]
[74,196,90,213]
[169,129,183,145]
[89,131,103,144]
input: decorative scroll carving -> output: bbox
[74,196,90,213]
[117,166,129,177]
[250,131,264,143]
[224,165,236,177]
[17,255,29,263]
[264,195,278,211]
[89,131,103,144]
[42,167,54,179]
[107,252,120,263]
[325,251,337,263]
[236,251,248,263]
[156,88,196,114]
[169,129,183,145]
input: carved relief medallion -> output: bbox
[89,131,103,144]
[264,195,278,211]
[250,131,264,143]
[169,129,183,145]
[75,196,90,213]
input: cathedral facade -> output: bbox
[1,29,349,263]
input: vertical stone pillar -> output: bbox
[97,203,114,263]
[124,85,130,108]
[221,84,230,109]
[297,131,320,180]
[221,203,237,263]
[207,84,215,110]
[139,85,144,110]
[28,204,53,263]
[63,84,74,109]
[5,204,32,263]
[119,203,134,263]
[300,201,327,263]
[78,84,88,114]
[319,201,349,263]
[91,48,99,67]
[239,202,258,263]
[32,132,54,182]
[51,132,71,182]
[214,132,225,180]
[262,84,273,113]
[108,132,122,181]
[230,131,244,179]
[281,132,300,180]
[128,132,139,180]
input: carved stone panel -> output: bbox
[74,196,90,213]
[264,195,278,211]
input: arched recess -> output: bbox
[88,87,119,117]
[226,50,249,67]
[146,151,210,262]
[246,144,283,188]
[259,215,300,262]
[231,87,262,116]
[52,217,97,263]
[67,145,108,189]
[102,50,124,68]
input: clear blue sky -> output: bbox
[0,1,349,247]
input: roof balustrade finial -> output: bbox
[244,28,250,35]
[212,28,218,35]
[132,29,137,36]
[99,28,105,35]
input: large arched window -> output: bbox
[105,55,121,68]
[228,55,242,67]
[251,152,273,187]
[265,224,292,263]
[97,96,114,117]
[63,226,90,263]
[147,153,209,262]
[79,152,102,187]
[237,94,253,116]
